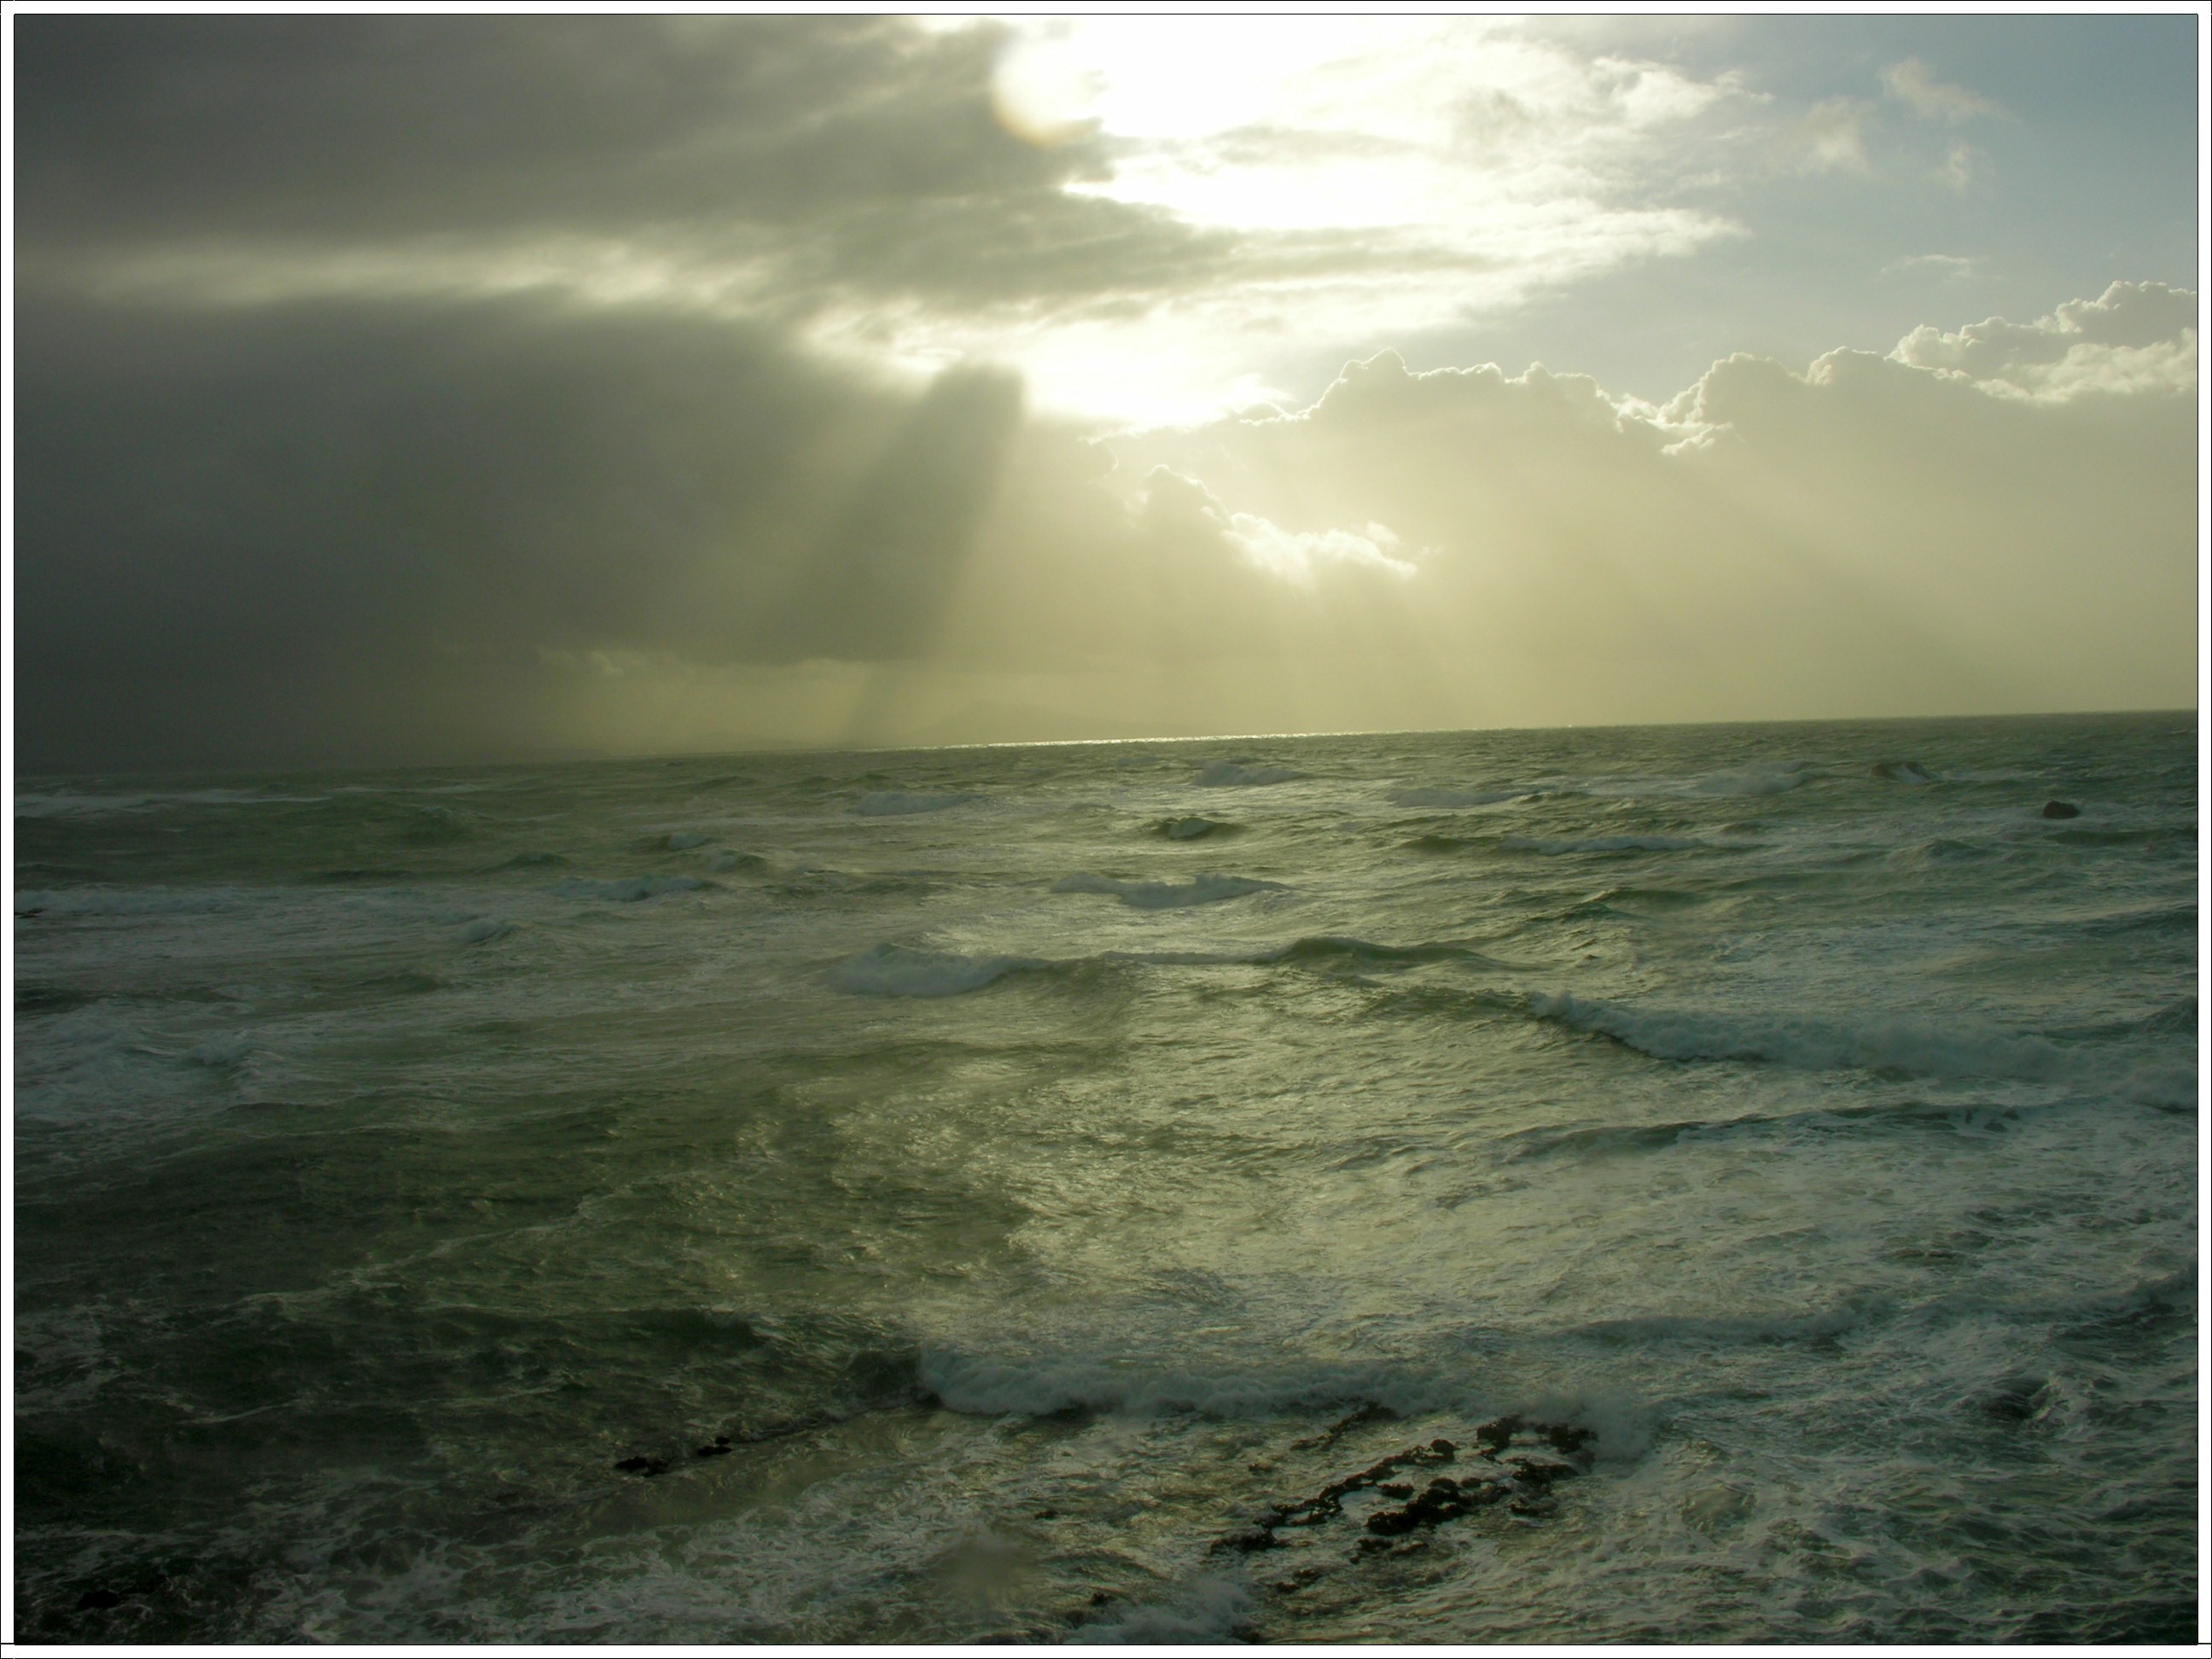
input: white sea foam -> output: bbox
[2115,1057,2197,1109]
[550,876,708,903]
[1052,873,1286,909]
[1071,1577,1254,1645]
[1195,760,1306,787]
[188,1033,256,1067]
[854,790,979,816]
[830,945,1043,998]
[1504,835,1706,855]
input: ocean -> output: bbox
[10,712,2198,1644]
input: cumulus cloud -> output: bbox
[1889,282,2197,400]
[1138,469,1416,584]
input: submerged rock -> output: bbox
[2041,800,2081,819]
[613,1454,671,1476]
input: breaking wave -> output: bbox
[1690,765,1813,797]
[1526,991,2192,1102]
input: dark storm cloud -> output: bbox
[12,14,1240,316]
[9,290,1031,767]
[15,15,1068,236]
[8,276,1402,769]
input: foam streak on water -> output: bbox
[11,714,2199,1643]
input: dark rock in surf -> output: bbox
[1290,1401,1399,1450]
[2041,800,2081,819]
[76,1589,124,1611]
[1215,1524,1280,1554]
[614,1454,670,1476]
[1219,1417,1588,1561]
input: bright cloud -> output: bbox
[1890,281,2198,401]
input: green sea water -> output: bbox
[11,713,2199,1643]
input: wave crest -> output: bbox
[854,790,980,817]
[1052,873,1286,909]
[1195,760,1306,787]
[1527,991,2186,1099]
[830,945,1044,998]
[1504,835,1706,856]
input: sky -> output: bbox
[9,10,2203,770]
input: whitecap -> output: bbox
[188,1033,255,1068]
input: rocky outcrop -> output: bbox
[1214,1415,1594,1562]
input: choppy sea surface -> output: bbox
[11,713,2200,1644]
